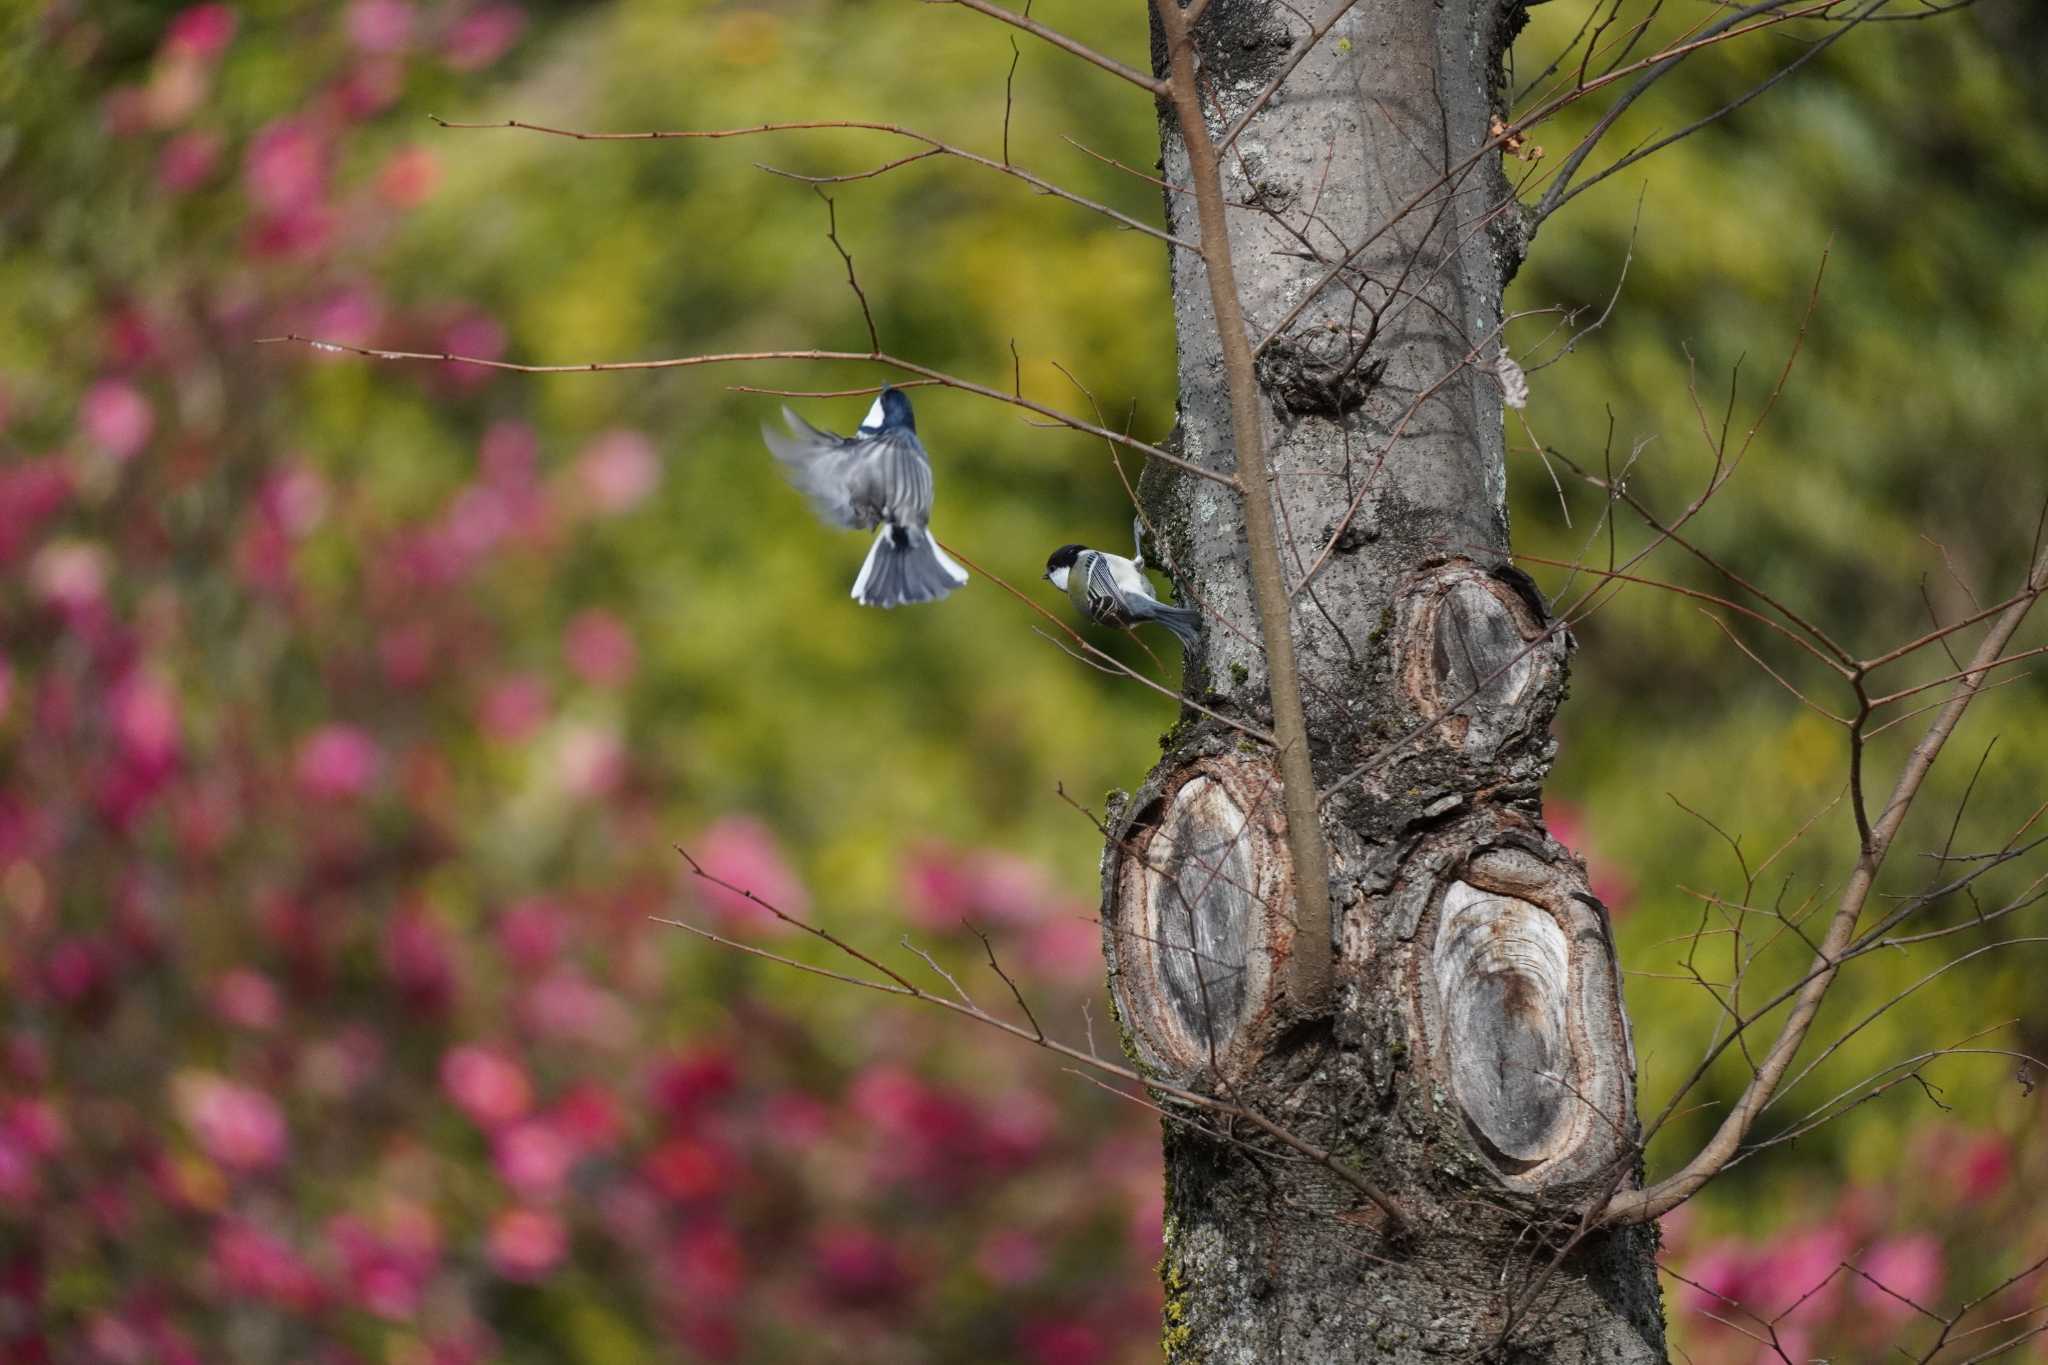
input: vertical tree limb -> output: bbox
[1153,0,1335,1013]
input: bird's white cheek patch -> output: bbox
[1049,566,1070,592]
[861,394,886,431]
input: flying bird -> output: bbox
[762,387,969,608]
[1043,518,1201,648]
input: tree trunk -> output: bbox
[1104,1,1669,1358]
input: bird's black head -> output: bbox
[1043,544,1085,580]
[878,386,915,432]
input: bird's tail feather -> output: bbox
[851,525,969,608]
[1147,601,1202,649]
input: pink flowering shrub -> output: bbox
[0,16,1167,1360]
[1660,1125,2037,1361]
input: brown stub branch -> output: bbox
[1152,0,1335,1014]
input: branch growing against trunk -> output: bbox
[1152,0,1334,1014]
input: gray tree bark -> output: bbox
[1102,1,1669,1358]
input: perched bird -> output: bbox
[1043,518,1201,648]
[762,387,969,608]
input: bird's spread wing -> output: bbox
[764,411,935,532]
[846,429,934,530]
[762,407,865,528]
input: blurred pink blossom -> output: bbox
[1754,1224,1852,1324]
[982,1087,1055,1167]
[480,421,538,483]
[334,56,404,119]
[555,722,625,798]
[522,970,632,1048]
[550,1084,623,1155]
[171,1072,287,1171]
[0,459,73,567]
[575,430,660,513]
[157,132,222,192]
[44,937,111,1008]
[301,286,384,347]
[246,204,333,258]
[331,1210,438,1318]
[1857,1233,1944,1321]
[811,1227,913,1309]
[346,0,415,52]
[113,674,181,773]
[437,314,508,392]
[101,305,162,366]
[377,145,440,207]
[1959,1130,2012,1202]
[384,909,457,1012]
[1657,1203,1696,1260]
[965,851,1054,924]
[1545,800,1634,915]
[689,817,807,932]
[143,50,211,128]
[496,898,567,971]
[1676,1238,1755,1320]
[80,382,154,461]
[4,1102,65,1161]
[564,610,636,687]
[849,1065,997,1191]
[244,118,329,216]
[172,775,239,857]
[379,621,437,688]
[902,844,1063,929]
[488,1208,566,1281]
[670,1221,746,1299]
[903,844,975,929]
[1126,1181,1163,1257]
[162,5,238,61]
[295,725,381,799]
[643,1137,725,1202]
[442,4,526,70]
[32,540,111,617]
[441,1046,532,1129]
[211,968,281,1031]
[1023,916,1102,984]
[1019,1319,1108,1365]
[480,673,550,743]
[494,1121,574,1200]
[260,465,327,538]
[0,1134,37,1207]
[211,1219,322,1310]
[649,1048,737,1123]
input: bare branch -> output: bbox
[655,858,1408,1231]
[1604,542,2048,1225]
[930,0,1167,94]
[255,334,1237,489]
[428,114,1193,249]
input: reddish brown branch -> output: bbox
[1155,0,1335,1012]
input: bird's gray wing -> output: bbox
[762,407,866,528]
[1082,552,1145,624]
[847,429,935,529]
